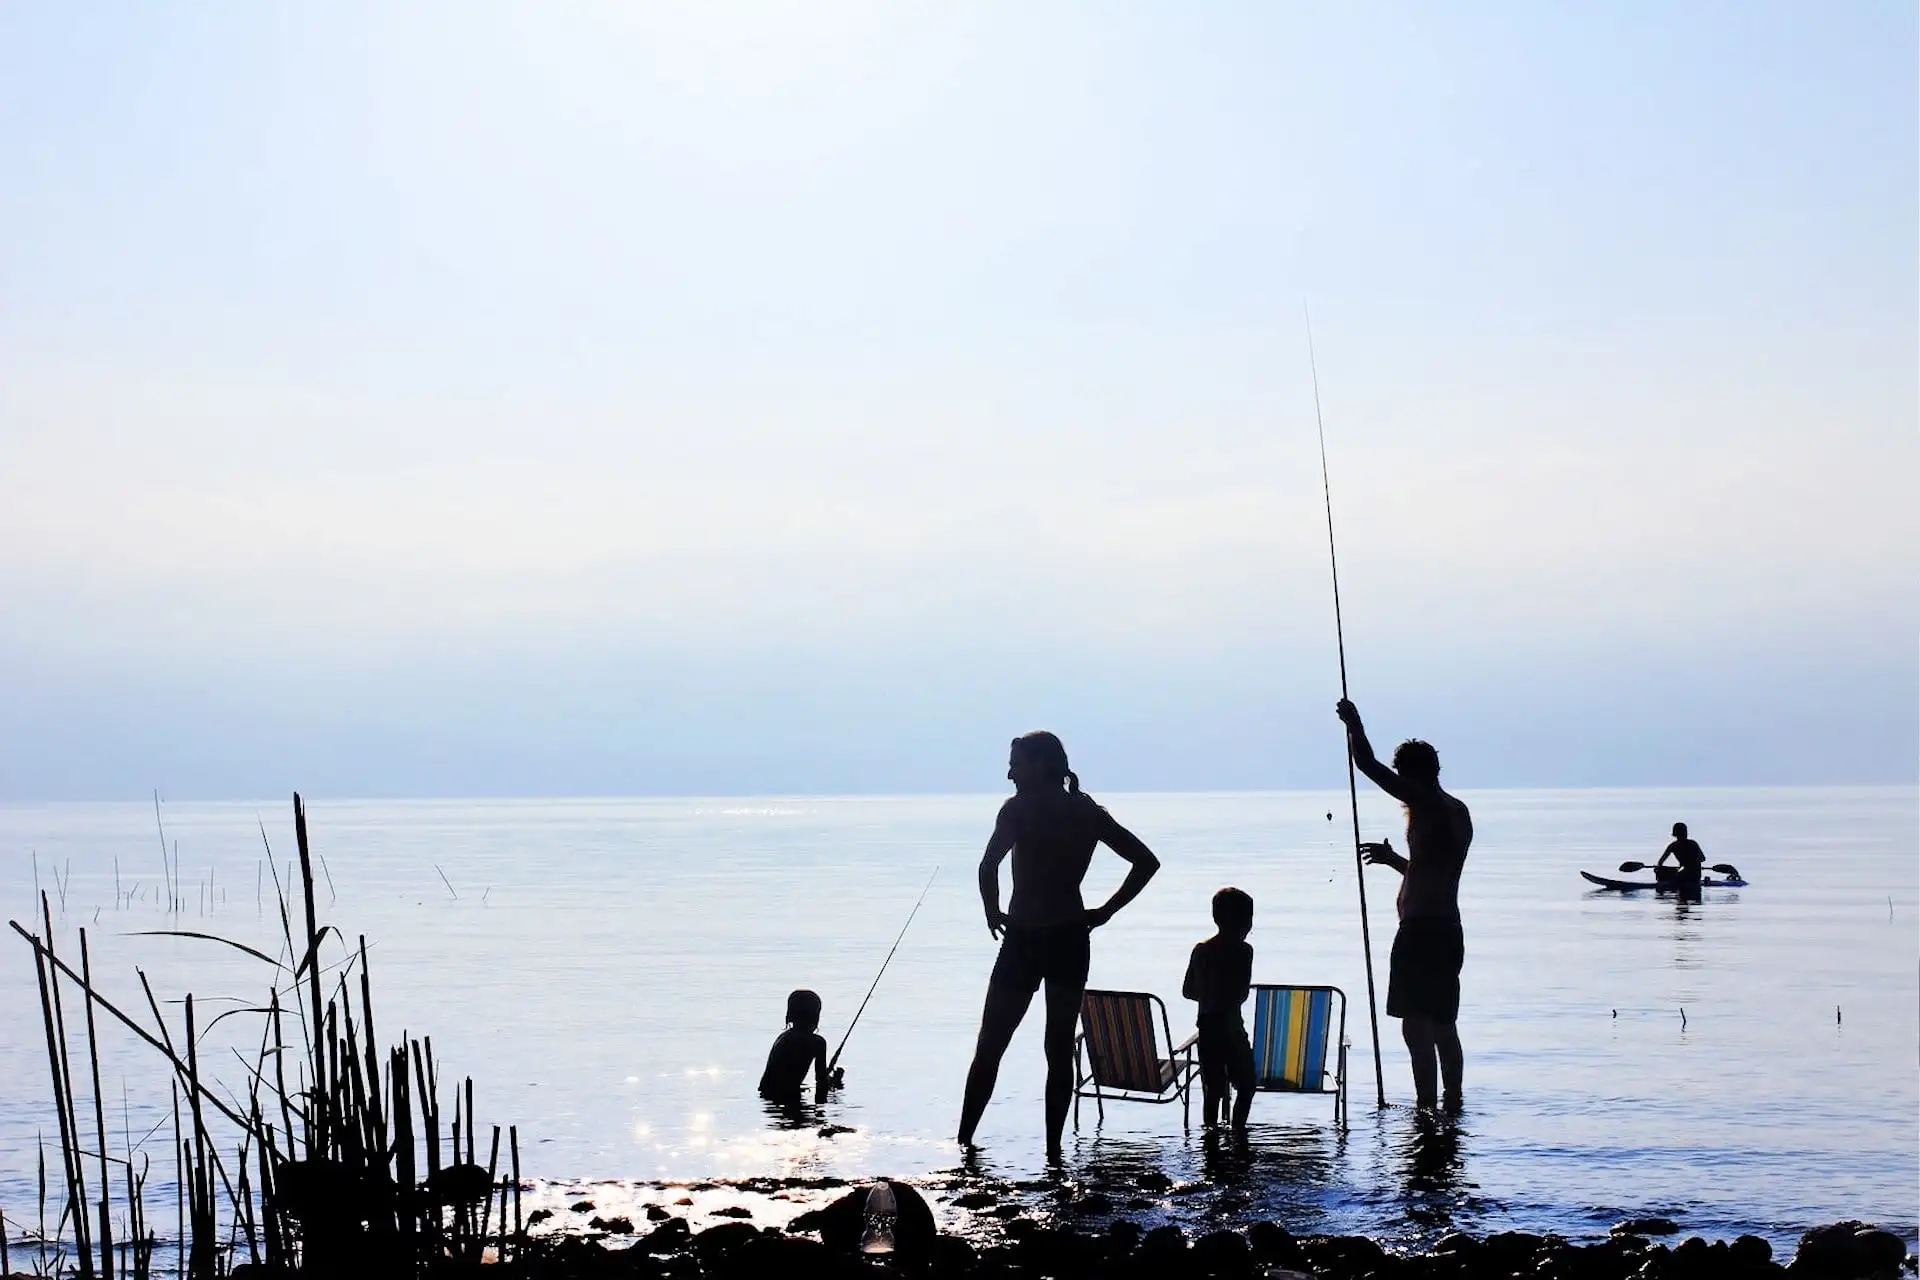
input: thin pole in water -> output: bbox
[828,865,939,1073]
[1306,307,1387,1110]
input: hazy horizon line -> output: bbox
[4,780,1911,808]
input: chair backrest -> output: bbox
[1080,990,1165,1093]
[1250,985,1336,1092]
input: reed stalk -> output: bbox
[79,930,114,1280]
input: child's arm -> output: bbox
[1232,943,1252,1007]
[1182,944,1203,1003]
[812,1034,842,1094]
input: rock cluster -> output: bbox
[513,1205,1915,1280]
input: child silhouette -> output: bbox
[1184,887,1255,1130]
[758,989,844,1103]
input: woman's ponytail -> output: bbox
[1011,730,1082,796]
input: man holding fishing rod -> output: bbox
[1337,698,1473,1114]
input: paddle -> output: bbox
[1616,860,1743,879]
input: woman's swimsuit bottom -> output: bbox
[988,921,1091,998]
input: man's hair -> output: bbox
[785,988,822,1030]
[1212,886,1254,931]
[1672,822,1688,838]
[1392,738,1440,781]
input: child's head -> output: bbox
[784,989,823,1032]
[1211,886,1254,939]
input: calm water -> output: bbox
[0,787,1914,1255]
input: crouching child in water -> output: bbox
[1183,888,1256,1131]
[758,989,845,1104]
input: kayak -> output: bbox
[1580,870,1748,891]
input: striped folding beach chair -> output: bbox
[1249,984,1349,1128]
[1073,989,1201,1128]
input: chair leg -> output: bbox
[1336,1042,1349,1129]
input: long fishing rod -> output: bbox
[828,864,939,1073]
[1306,307,1388,1110]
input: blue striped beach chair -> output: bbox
[1072,989,1201,1128]
[1249,984,1349,1128]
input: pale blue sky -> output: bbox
[1,3,1914,798]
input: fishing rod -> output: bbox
[1306,307,1388,1110]
[828,864,939,1073]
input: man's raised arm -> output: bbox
[1336,699,1415,802]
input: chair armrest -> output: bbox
[1172,1031,1199,1055]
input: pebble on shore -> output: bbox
[509,1202,1917,1280]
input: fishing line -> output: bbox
[828,864,939,1073]
[1307,306,1388,1110]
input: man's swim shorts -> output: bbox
[1385,916,1464,1022]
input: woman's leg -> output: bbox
[1041,970,1084,1159]
[957,976,1037,1145]
[1040,927,1093,1159]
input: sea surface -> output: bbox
[0,787,1914,1257]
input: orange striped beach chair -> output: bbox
[1073,989,1201,1128]
[1249,983,1348,1127]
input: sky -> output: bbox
[0,2,1914,799]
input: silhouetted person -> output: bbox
[1656,822,1706,891]
[957,731,1161,1161]
[1336,699,1472,1113]
[1184,887,1256,1131]
[759,989,843,1103]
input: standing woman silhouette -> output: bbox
[956,731,1161,1160]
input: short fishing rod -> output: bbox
[1306,306,1388,1110]
[828,865,939,1073]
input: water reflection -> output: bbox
[763,1096,827,1132]
[1400,1113,1465,1193]
[1395,1111,1471,1232]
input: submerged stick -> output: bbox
[509,1125,521,1243]
[829,866,938,1073]
[152,794,170,915]
[1306,309,1388,1110]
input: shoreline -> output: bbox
[513,1174,1918,1277]
[507,1177,1916,1278]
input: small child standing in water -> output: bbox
[1184,887,1255,1130]
[758,989,845,1102]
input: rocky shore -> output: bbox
[509,1182,1916,1280]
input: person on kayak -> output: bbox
[957,731,1162,1161]
[1337,699,1473,1113]
[1656,822,1707,890]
